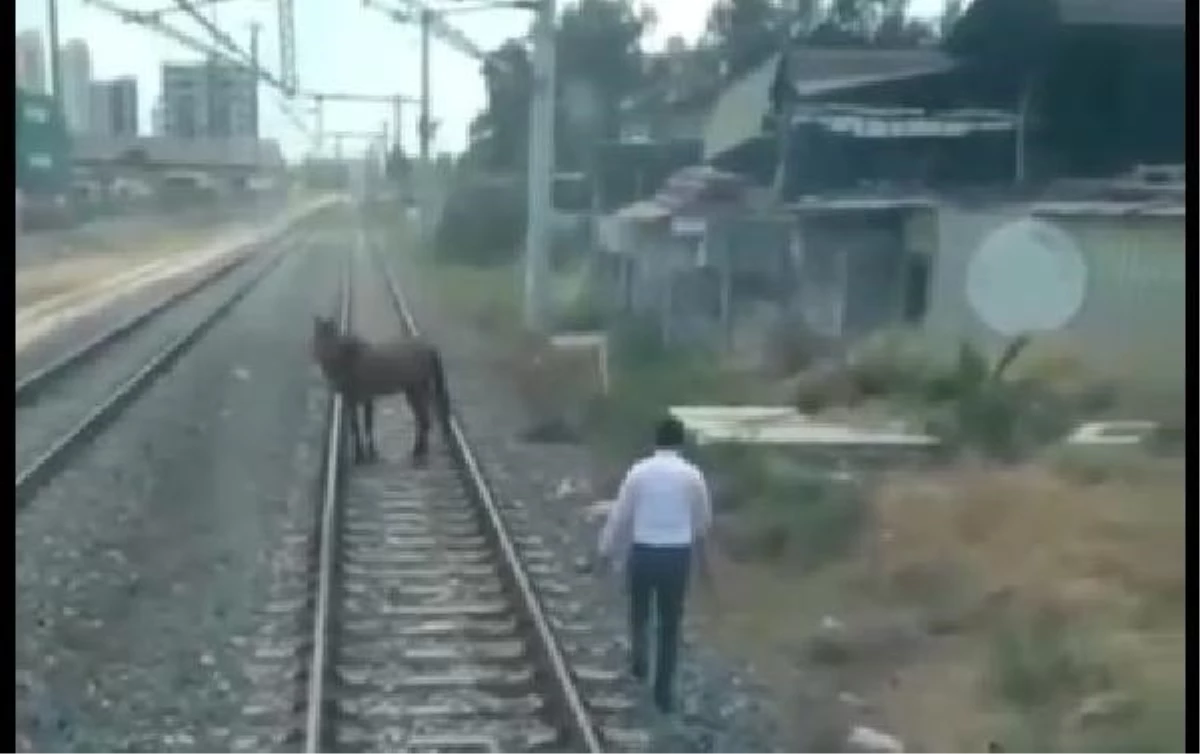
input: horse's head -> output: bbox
[311,315,341,363]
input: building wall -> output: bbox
[794,211,908,343]
[61,40,92,135]
[89,79,138,138]
[89,83,112,137]
[16,31,46,95]
[110,77,138,136]
[161,60,255,140]
[162,63,206,138]
[923,204,1185,397]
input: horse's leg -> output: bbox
[364,398,378,461]
[405,389,430,463]
[348,396,365,463]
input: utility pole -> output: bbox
[250,23,261,132]
[314,95,325,154]
[418,9,433,242]
[418,10,431,166]
[46,0,62,105]
[392,96,404,152]
[250,22,261,174]
[523,0,556,331]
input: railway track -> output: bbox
[235,226,657,749]
[13,218,318,509]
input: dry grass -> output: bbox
[416,260,525,338]
[690,453,1185,752]
[864,458,1180,749]
[867,461,1184,622]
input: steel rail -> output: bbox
[366,234,604,753]
[16,246,260,407]
[14,241,297,510]
[302,237,352,754]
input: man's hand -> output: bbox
[695,538,718,599]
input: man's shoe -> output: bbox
[653,692,673,714]
[631,663,647,682]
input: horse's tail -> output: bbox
[430,347,453,435]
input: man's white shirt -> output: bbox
[598,449,713,564]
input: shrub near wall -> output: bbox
[434,176,527,266]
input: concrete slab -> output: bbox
[669,405,939,448]
[1065,421,1158,446]
[671,406,1160,451]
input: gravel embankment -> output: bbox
[15,204,280,271]
[16,203,297,380]
[15,232,337,752]
[15,249,283,478]
[370,228,784,753]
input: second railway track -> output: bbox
[14,215,321,509]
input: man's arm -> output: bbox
[691,469,717,592]
[598,468,637,565]
[691,468,713,540]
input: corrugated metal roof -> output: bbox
[786,47,956,93]
[1056,0,1183,28]
[669,405,939,447]
[702,47,959,161]
[614,200,669,222]
[1032,200,1185,217]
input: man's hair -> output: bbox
[654,416,686,448]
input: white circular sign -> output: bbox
[965,217,1087,336]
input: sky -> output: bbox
[15,0,947,161]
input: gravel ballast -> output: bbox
[15,234,338,752]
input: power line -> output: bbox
[82,0,311,136]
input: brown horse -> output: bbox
[311,315,452,464]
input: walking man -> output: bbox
[598,416,714,713]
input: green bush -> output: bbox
[704,448,868,568]
[433,177,526,266]
[845,329,948,400]
[764,317,832,376]
[554,282,607,332]
[930,337,1082,461]
[609,314,670,366]
[988,605,1106,712]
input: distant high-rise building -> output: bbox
[60,39,92,134]
[151,96,166,136]
[89,82,110,136]
[16,30,46,94]
[89,77,138,137]
[160,58,257,140]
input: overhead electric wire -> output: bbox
[83,0,311,136]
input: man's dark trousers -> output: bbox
[628,542,691,711]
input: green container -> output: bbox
[16,87,71,197]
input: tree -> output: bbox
[471,40,533,171]
[704,0,784,79]
[555,0,653,167]
[807,0,932,48]
[939,0,964,39]
[467,0,650,173]
[875,0,937,46]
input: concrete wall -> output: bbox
[923,204,1185,397]
[796,211,907,343]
